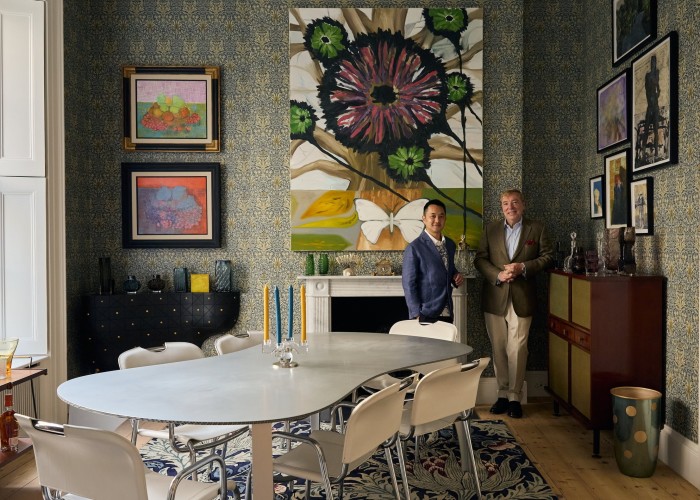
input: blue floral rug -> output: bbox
[141,419,557,499]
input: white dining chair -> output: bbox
[361,319,460,393]
[213,331,264,355]
[399,357,490,499]
[269,378,413,500]
[117,342,249,475]
[17,413,231,500]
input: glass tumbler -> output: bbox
[0,338,19,379]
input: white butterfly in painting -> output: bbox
[354,198,428,245]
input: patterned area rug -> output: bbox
[141,419,557,499]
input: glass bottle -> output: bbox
[147,274,166,293]
[1,393,19,452]
[318,253,329,275]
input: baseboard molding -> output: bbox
[659,424,700,490]
[477,371,549,405]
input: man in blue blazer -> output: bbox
[402,199,464,323]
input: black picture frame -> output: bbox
[612,0,656,66]
[631,31,678,172]
[597,69,630,152]
[630,177,653,235]
[590,175,604,219]
[603,149,630,229]
[122,162,221,248]
[123,66,220,152]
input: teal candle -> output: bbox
[288,285,294,339]
[274,286,282,344]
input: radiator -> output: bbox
[10,376,41,417]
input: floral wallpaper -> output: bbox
[63,0,698,442]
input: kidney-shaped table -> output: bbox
[58,332,472,499]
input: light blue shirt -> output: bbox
[504,219,523,260]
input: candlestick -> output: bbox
[263,284,270,343]
[274,286,282,344]
[288,285,294,340]
[300,284,306,344]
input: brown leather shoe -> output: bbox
[508,401,523,418]
[490,398,509,414]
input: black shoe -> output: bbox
[508,401,523,418]
[490,398,509,414]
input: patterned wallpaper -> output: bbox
[63,0,698,441]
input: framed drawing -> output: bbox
[123,66,220,151]
[603,149,630,229]
[590,175,604,219]
[121,163,221,248]
[631,31,678,172]
[630,177,653,235]
[597,70,630,152]
[612,0,656,66]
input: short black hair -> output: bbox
[423,199,446,214]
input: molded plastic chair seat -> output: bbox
[17,414,229,500]
[271,379,412,500]
[118,342,248,471]
[398,357,490,499]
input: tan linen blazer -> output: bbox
[474,217,554,318]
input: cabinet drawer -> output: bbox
[548,316,567,337]
[568,328,590,350]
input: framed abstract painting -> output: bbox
[631,31,678,172]
[597,69,630,152]
[123,66,220,151]
[612,0,656,66]
[121,163,221,248]
[603,149,630,229]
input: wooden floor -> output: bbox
[1,399,698,499]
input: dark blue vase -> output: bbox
[123,275,141,294]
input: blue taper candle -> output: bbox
[274,286,282,344]
[288,285,294,339]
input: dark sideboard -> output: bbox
[82,292,240,373]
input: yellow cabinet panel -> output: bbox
[548,331,569,401]
[571,279,591,329]
[549,273,569,320]
[571,345,591,419]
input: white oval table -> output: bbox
[58,332,472,499]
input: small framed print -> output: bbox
[612,0,656,66]
[630,177,653,235]
[590,175,604,219]
[123,66,220,151]
[121,162,221,248]
[604,149,630,229]
[597,70,630,152]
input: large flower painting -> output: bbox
[290,8,483,251]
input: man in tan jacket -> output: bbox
[474,189,554,418]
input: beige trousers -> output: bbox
[484,298,532,402]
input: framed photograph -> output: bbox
[631,31,678,172]
[630,177,653,235]
[589,175,604,219]
[121,163,221,248]
[597,70,630,152]
[612,0,656,66]
[123,66,220,151]
[603,149,630,229]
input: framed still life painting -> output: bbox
[630,177,653,235]
[603,149,630,229]
[612,0,656,66]
[121,163,221,248]
[123,66,220,151]
[631,31,678,172]
[597,69,630,152]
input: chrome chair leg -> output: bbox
[460,418,482,499]
[395,439,411,500]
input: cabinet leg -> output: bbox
[592,430,601,458]
[552,400,560,416]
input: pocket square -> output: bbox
[525,239,536,246]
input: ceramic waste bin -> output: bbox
[611,386,662,477]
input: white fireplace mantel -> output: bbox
[299,275,468,343]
